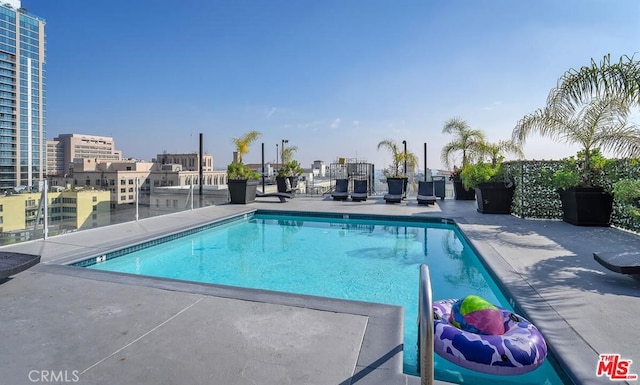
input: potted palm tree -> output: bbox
[441,118,486,200]
[513,92,640,225]
[227,130,261,204]
[276,145,303,193]
[462,140,523,213]
[377,139,418,196]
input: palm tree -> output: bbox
[232,130,261,163]
[377,139,418,176]
[478,139,524,167]
[547,54,640,111]
[513,97,640,186]
[281,145,298,164]
[440,118,486,169]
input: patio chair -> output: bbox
[384,178,403,204]
[331,179,349,200]
[593,251,640,275]
[351,179,368,202]
[0,252,41,279]
[256,190,293,203]
[417,180,437,205]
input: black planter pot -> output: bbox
[228,179,259,204]
[288,176,299,190]
[558,187,613,226]
[387,177,408,198]
[453,180,476,200]
[475,182,515,214]
[276,176,289,193]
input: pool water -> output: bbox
[83,213,565,384]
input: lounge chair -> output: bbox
[384,178,403,204]
[351,179,368,202]
[0,252,41,279]
[331,179,349,200]
[593,251,640,275]
[417,180,437,205]
[256,190,293,203]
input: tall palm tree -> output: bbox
[377,139,418,176]
[281,145,298,164]
[512,97,640,186]
[232,130,261,163]
[547,54,640,112]
[440,118,486,169]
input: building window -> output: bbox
[92,196,97,202]
[120,180,125,185]
[92,214,97,220]
[173,199,178,208]
[110,179,115,186]
[25,199,36,208]
[92,205,97,212]
[0,204,2,212]
[128,179,134,185]
[85,179,90,186]
[155,199,159,207]
[120,195,126,201]
[120,188,126,193]
[128,195,134,200]
[128,188,133,193]
[126,166,132,171]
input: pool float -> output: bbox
[433,295,547,375]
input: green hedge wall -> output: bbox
[504,160,640,233]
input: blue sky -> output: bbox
[23,0,640,171]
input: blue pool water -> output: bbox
[81,213,565,384]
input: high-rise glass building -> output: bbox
[0,0,46,189]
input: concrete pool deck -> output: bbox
[1,196,639,384]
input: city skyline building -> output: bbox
[46,133,123,176]
[0,1,46,188]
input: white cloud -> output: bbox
[482,101,503,111]
[330,118,341,129]
[266,107,278,118]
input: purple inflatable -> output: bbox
[433,298,548,376]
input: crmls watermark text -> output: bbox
[28,370,80,383]
[596,354,638,381]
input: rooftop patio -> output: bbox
[1,196,639,385]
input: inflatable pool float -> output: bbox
[433,296,547,375]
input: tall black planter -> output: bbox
[387,177,408,198]
[276,176,289,193]
[453,180,476,200]
[228,179,258,204]
[558,187,613,226]
[288,176,299,190]
[475,183,514,214]
[276,176,298,193]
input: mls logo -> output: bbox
[596,354,638,381]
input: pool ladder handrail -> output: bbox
[418,264,434,385]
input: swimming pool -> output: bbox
[76,211,566,384]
